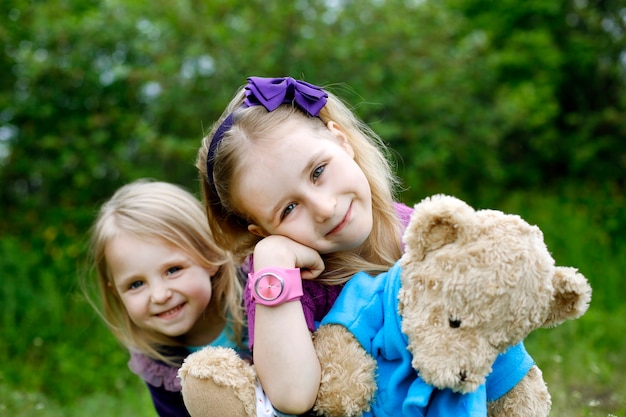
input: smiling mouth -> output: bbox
[327,204,352,236]
[156,303,185,319]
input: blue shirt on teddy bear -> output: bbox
[320,261,535,417]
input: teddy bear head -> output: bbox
[398,195,591,394]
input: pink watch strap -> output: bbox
[248,267,303,306]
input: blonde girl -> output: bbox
[84,179,246,416]
[185,77,532,416]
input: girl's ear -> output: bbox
[206,264,219,277]
[326,121,354,158]
[247,223,268,238]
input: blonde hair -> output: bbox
[84,179,245,364]
[197,81,403,284]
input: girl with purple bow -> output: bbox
[185,76,406,416]
[180,76,534,416]
[84,180,248,417]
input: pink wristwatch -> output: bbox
[248,267,303,306]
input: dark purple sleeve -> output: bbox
[243,279,256,348]
[146,382,190,417]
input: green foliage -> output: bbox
[0,0,624,414]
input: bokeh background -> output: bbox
[1,0,624,416]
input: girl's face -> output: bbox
[106,233,219,346]
[234,119,373,254]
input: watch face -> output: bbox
[255,273,284,301]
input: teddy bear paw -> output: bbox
[178,346,258,417]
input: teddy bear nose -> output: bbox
[459,370,467,382]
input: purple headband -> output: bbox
[206,76,328,198]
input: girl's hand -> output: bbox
[253,235,324,279]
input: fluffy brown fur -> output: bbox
[178,347,257,417]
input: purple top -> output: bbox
[244,202,413,348]
[129,351,183,391]
[128,348,190,416]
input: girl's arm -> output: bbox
[252,235,324,414]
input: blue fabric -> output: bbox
[187,322,250,356]
[321,262,534,417]
[485,341,534,401]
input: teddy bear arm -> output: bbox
[312,324,377,417]
[487,365,551,417]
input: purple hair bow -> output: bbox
[206,76,328,199]
[244,76,328,117]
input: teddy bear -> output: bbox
[178,194,592,417]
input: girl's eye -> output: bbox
[166,266,183,275]
[312,165,325,181]
[281,203,297,220]
[129,281,144,290]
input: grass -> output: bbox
[0,380,156,417]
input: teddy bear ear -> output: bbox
[402,194,475,261]
[543,266,592,327]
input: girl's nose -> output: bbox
[311,194,336,223]
[150,282,172,304]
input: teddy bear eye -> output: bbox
[449,318,462,328]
